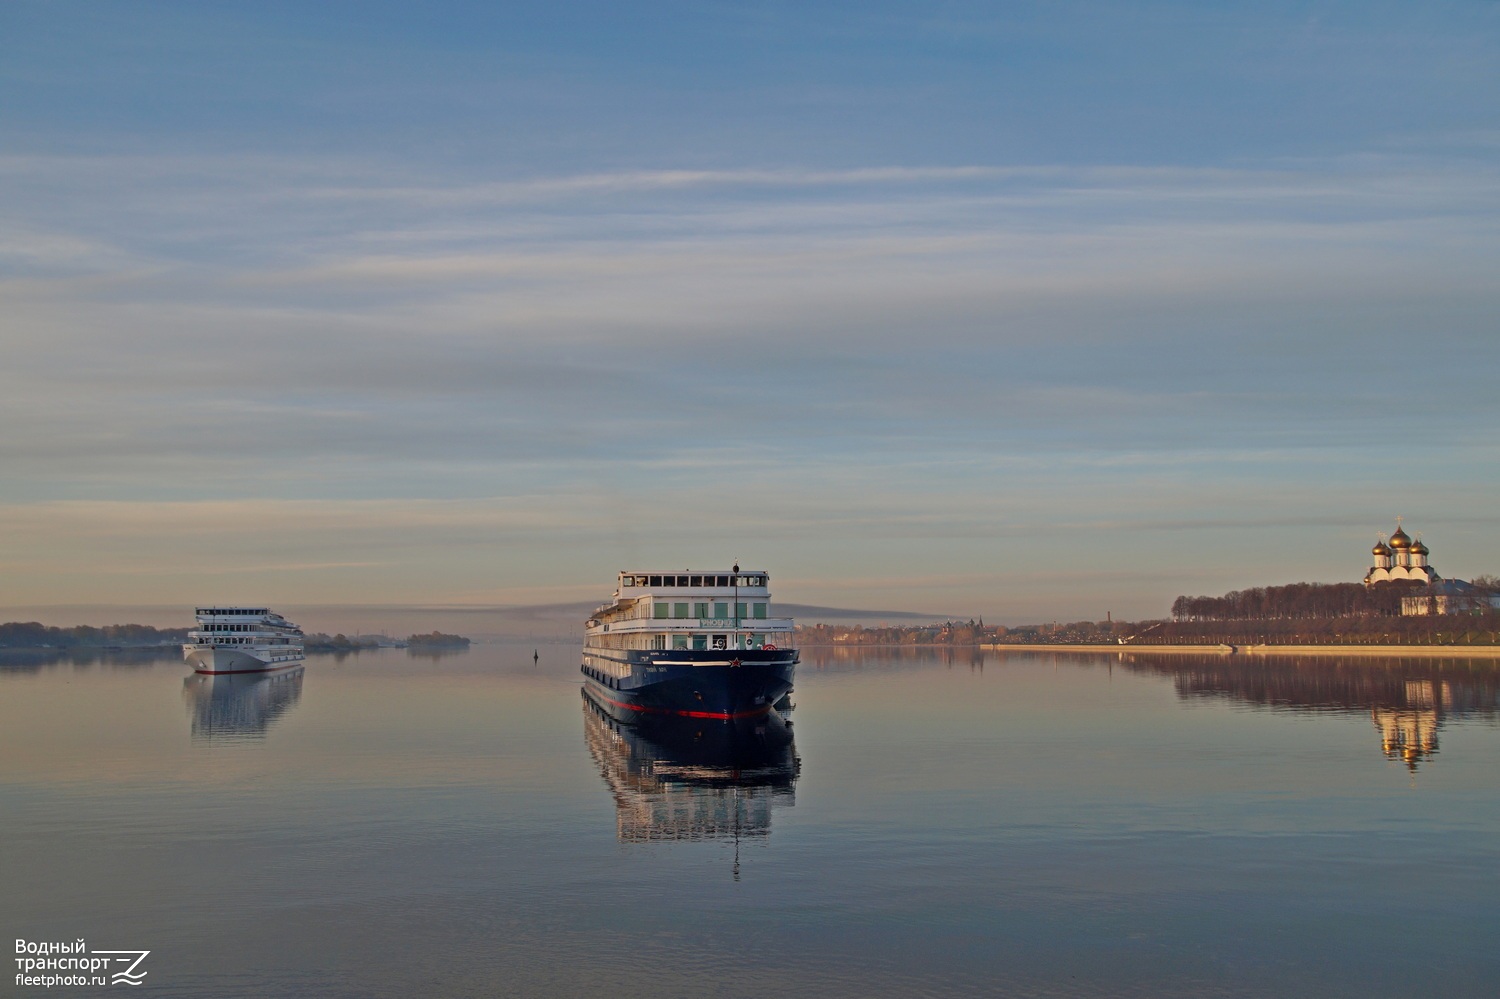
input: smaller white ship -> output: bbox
[183,606,305,674]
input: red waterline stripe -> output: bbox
[592,688,771,720]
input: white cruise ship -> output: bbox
[183,606,305,674]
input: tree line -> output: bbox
[407,631,470,648]
[0,622,188,648]
[1171,582,1417,621]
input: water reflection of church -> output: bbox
[1116,654,1500,772]
[182,667,305,743]
[581,692,799,844]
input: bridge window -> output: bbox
[673,603,689,618]
[714,602,728,618]
[694,602,708,618]
[654,603,668,619]
[649,575,662,586]
[753,603,767,619]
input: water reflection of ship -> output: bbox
[182,667,305,743]
[581,688,800,845]
[1114,653,1500,772]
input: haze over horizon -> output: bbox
[4,2,1498,622]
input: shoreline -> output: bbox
[978,643,1500,657]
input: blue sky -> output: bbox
[3,1,1498,621]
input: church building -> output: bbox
[1364,519,1438,587]
[1364,519,1500,616]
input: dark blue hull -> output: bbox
[581,648,796,719]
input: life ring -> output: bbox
[764,644,777,650]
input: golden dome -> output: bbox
[1372,539,1392,556]
[1412,539,1429,555]
[1389,526,1411,549]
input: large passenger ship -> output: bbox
[183,606,305,675]
[581,566,797,719]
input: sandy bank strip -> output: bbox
[980,643,1500,658]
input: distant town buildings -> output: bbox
[1399,578,1496,617]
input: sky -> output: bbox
[3,1,1499,625]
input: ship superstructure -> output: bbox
[581,566,797,719]
[183,607,305,675]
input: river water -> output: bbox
[3,645,1498,997]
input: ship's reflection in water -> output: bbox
[182,667,305,744]
[581,690,800,850]
[1114,652,1500,772]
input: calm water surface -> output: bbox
[3,645,1498,997]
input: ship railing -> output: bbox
[695,617,795,629]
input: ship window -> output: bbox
[674,575,686,586]
[673,635,688,649]
[714,602,728,618]
[673,603,689,618]
[692,634,707,650]
[649,575,662,586]
[654,603,668,619]
[736,603,747,619]
[694,602,708,618]
[621,576,634,587]
[753,603,767,619]
[652,634,667,650]
[690,575,702,586]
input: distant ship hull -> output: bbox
[183,645,305,675]
[581,649,796,720]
